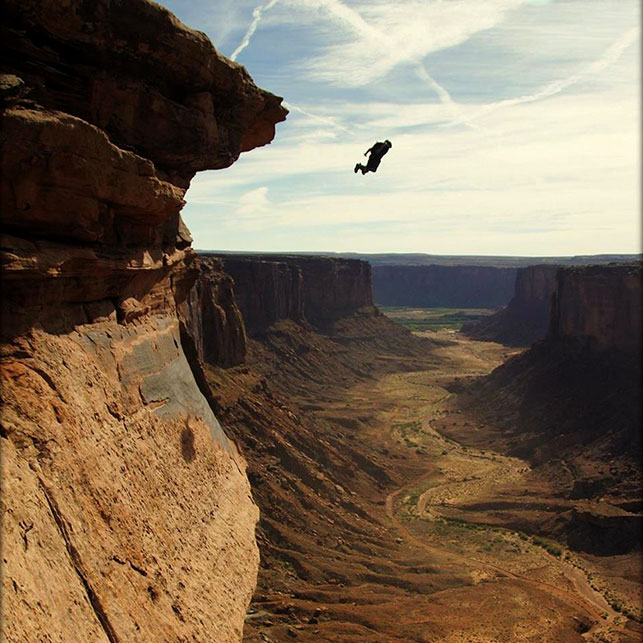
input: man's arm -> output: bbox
[364,145,374,156]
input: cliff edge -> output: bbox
[1,2,286,641]
[207,254,376,334]
[462,265,559,346]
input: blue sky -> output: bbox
[162,0,640,256]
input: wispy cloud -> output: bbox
[282,101,352,134]
[161,0,640,256]
[293,0,524,88]
[230,0,280,61]
[238,185,271,219]
[448,26,639,127]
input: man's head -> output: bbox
[385,139,392,148]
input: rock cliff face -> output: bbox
[210,254,376,334]
[549,263,642,353]
[209,256,305,336]
[1,1,286,641]
[462,265,559,345]
[179,257,247,368]
[462,262,642,465]
[372,264,516,308]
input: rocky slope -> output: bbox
[1,1,286,641]
[201,318,446,642]
[372,264,516,308]
[210,254,376,333]
[462,264,559,345]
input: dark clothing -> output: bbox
[355,140,391,175]
[367,142,390,160]
[366,155,382,172]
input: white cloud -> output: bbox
[237,186,271,224]
[447,26,639,128]
[290,0,525,88]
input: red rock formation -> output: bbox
[179,257,247,368]
[462,265,559,345]
[289,255,375,329]
[462,263,642,465]
[549,263,642,353]
[211,254,376,333]
[1,1,286,640]
[372,264,517,308]
[211,256,305,336]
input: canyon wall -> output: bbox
[179,257,247,368]
[464,261,642,467]
[462,265,559,345]
[208,256,305,336]
[549,263,642,353]
[210,254,376,334]
[372,264,516,308]
[1,1,286,641]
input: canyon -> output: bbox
[197,254,642,641]
[2,1,641,642]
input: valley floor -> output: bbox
[211,324,641,642]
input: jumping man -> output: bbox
[354,139,392,175]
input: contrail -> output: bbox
[230,0,279,61]
[295,0,459,111]
[283,101,353,134]
[448,27,638,127]
[415,62,485,132]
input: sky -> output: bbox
[162,0,640,256]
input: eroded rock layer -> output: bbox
[210,254,376,334]
[462,265,559,346]
[209,256,305,336]
[455,263,642,555]
[1,1,286,640]
[179,257,248,368]
[549,263,642,353]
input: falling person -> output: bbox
[354,139,392,175]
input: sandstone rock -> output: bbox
[179,257,247,368]
[462,265,559,346]
[1,321,258,641]
[465,263,642,464]
[211,256,305,336]
[1,0,286,640]
[2,0,287,183]
[549,263,642,353]
[210,254,376,334]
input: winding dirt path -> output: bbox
[382,332,632,640]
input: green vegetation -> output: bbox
[531,535,562,558]
[380,306,496,332]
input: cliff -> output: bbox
[459,262,642,477]
[372,264,516,308]
[462,265,559,345]
[1,1,286,641]
[209,254,376,334]
[209,256,305,336]
[179,257,247,368]
[549,263,642,353]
